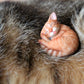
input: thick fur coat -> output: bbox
[0,0,84,84]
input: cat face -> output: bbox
[44,22,59,38]
[41,12,60,39]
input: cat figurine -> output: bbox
[39,12,79,57]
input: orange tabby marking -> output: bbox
[38,12,79,57]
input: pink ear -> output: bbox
[49,12,57,20]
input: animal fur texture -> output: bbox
[0,0,84,84]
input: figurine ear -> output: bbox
[49,12,57,20]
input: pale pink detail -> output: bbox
[50,12,57,20]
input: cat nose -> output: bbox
[53,31,56,34]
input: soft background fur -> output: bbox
[0,0,84,84]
